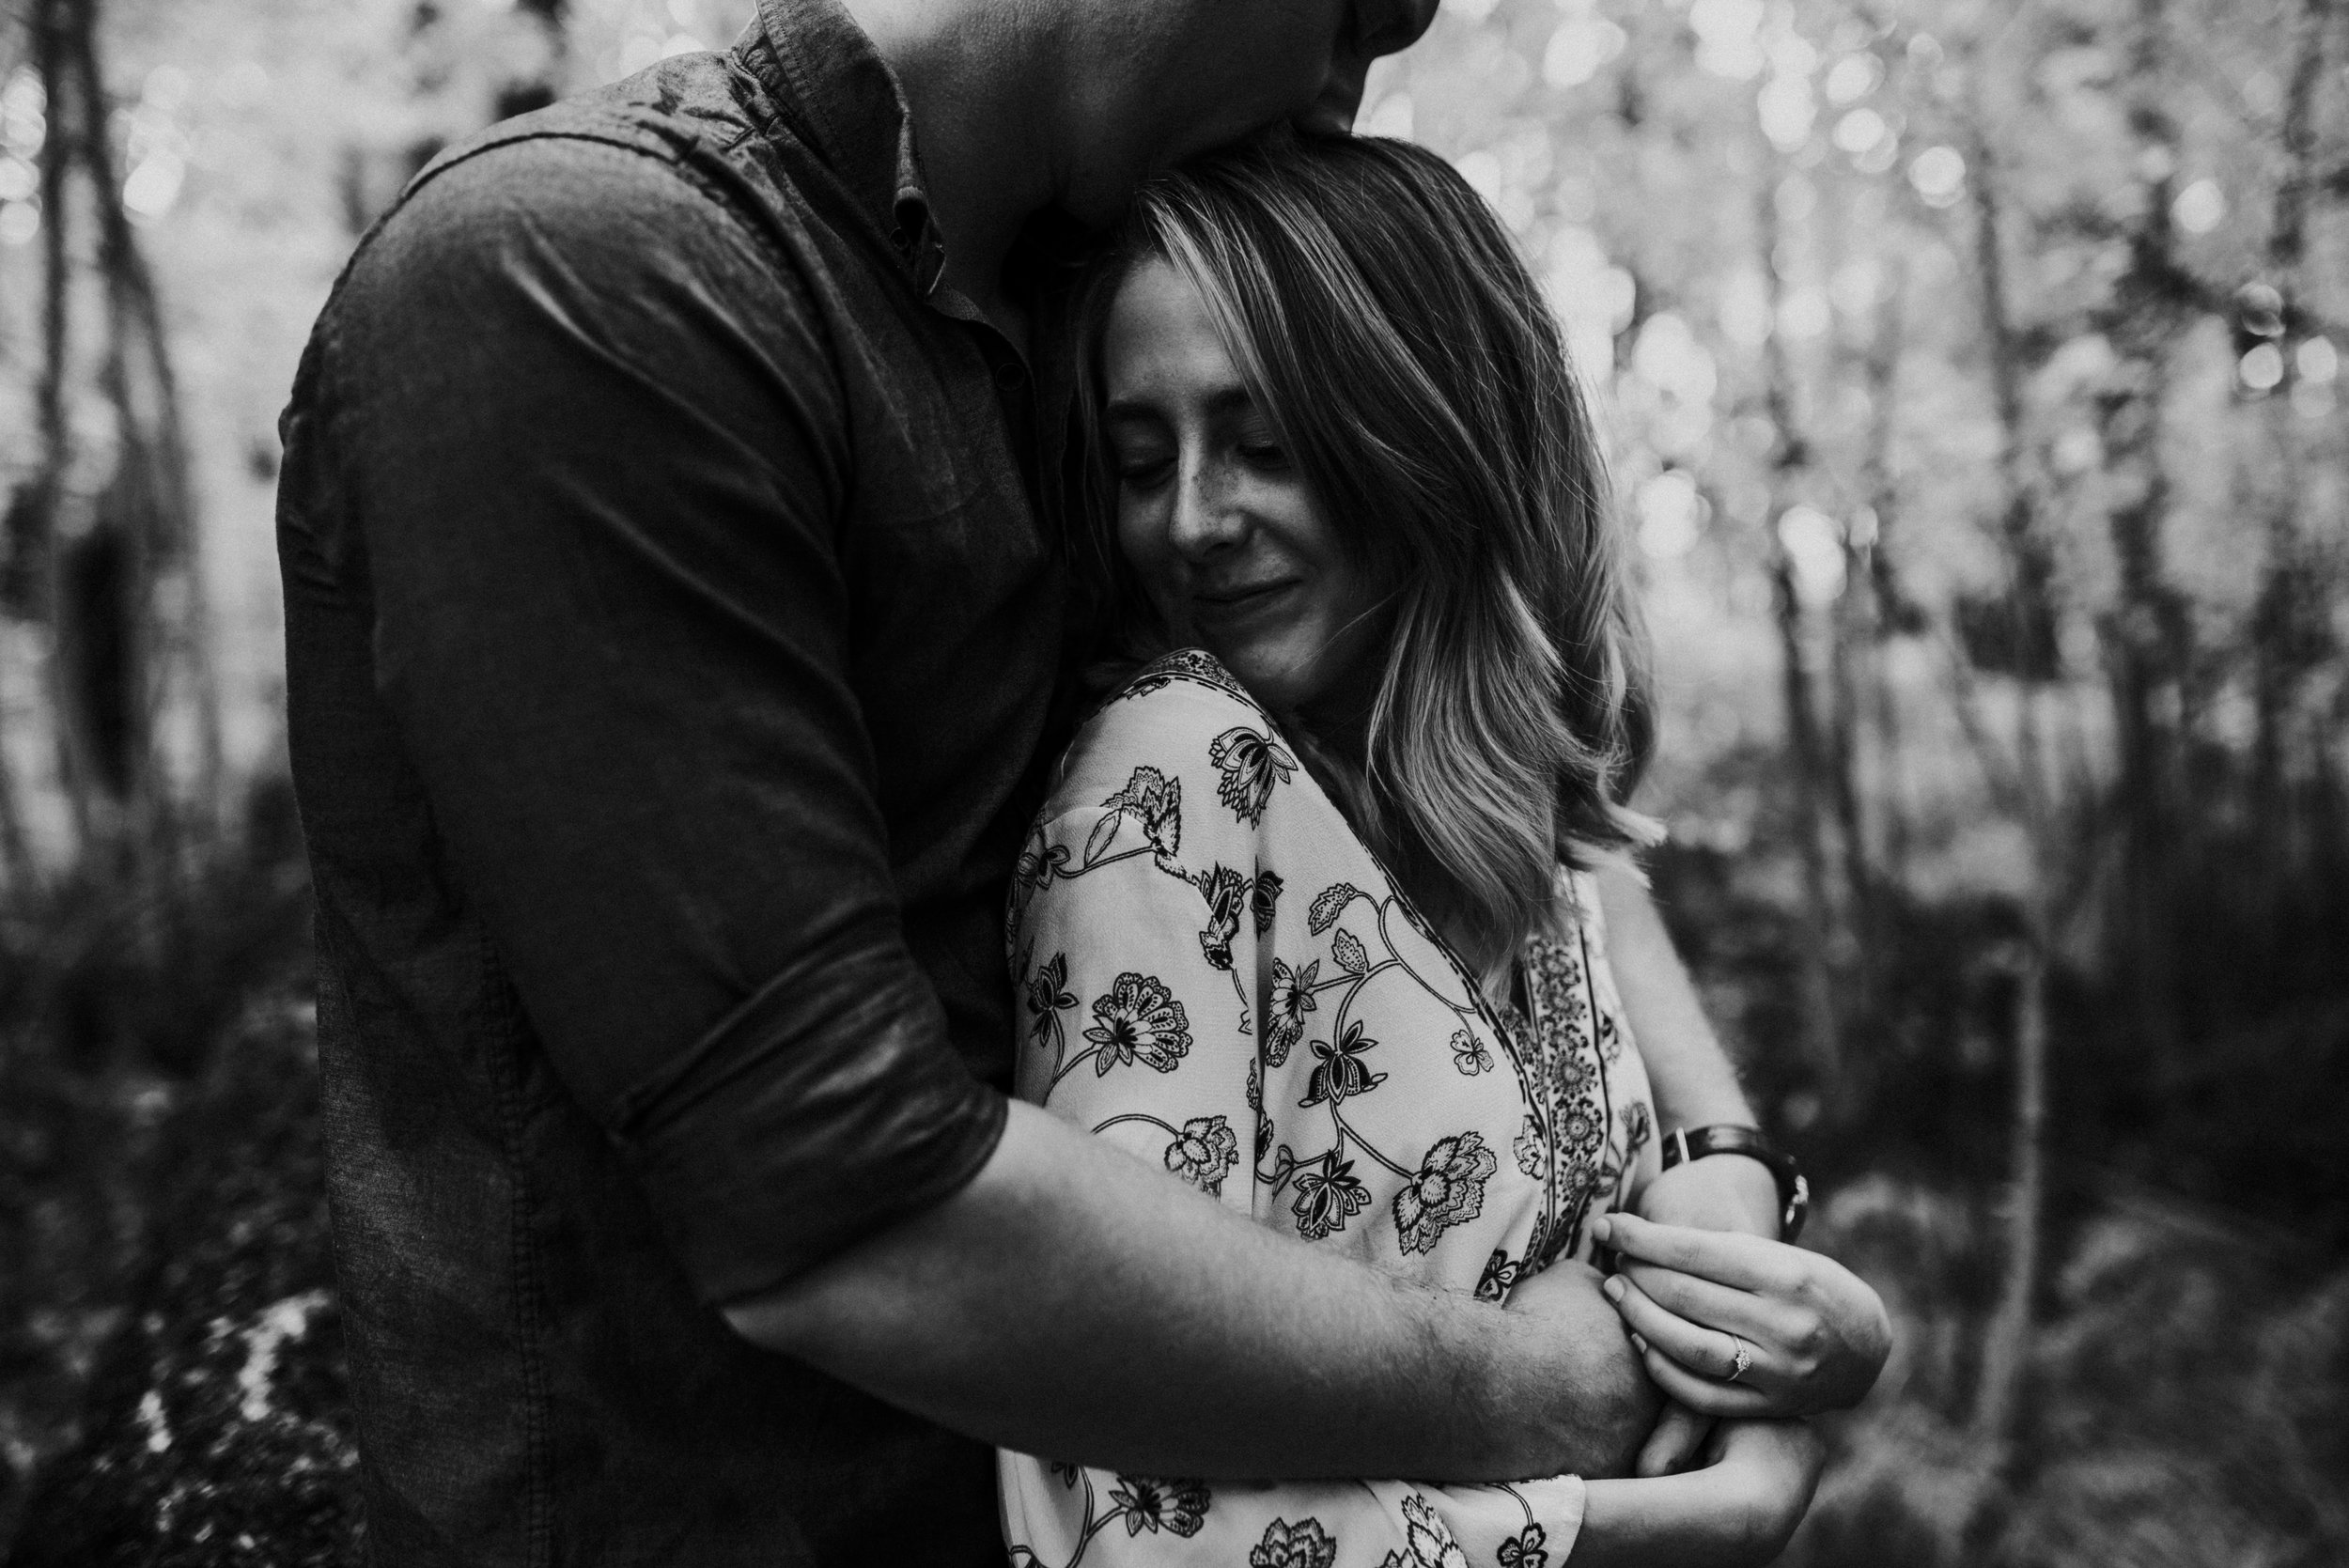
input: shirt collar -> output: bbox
[736,0,948,295]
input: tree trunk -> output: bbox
[1866,262,1917,893]
[29,0,104,860]
[0,712,32,888]
[1960,78,2061,1485]
[2246,0,2336,979]
[18,0,218,905]
[1755,159,1842,1083]
[69,0,219,877]
[1831,254,1912,972]
[1976,670,2056,1465]
[2095,0,2191,1069]
[1972,908,2047,1451]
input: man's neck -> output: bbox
[843,0,1067,342]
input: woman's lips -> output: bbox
[1192,580,1300,621]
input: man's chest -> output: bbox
[798,239,1070,863]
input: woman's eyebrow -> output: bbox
[1102,386,1255,426]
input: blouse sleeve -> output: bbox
[997,667,1591,1567]
[1004,672,1265,1200]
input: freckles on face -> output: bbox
[1099,259,1385,715]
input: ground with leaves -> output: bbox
[6,1001,357,1567]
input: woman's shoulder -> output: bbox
[1049,649,1287,804]
[1094,648,1269,731]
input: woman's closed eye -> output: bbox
[1114,449,1174,489]
[1105,409,1175,489]
[1229,411,1291,471]
[1108,427,1174,488]
[1236,437,1289,471]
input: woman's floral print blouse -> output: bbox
[999,652,1660,1568]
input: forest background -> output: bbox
[0,0,2344,1561]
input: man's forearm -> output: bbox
[723,1100,1656,1481]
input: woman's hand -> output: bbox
[1591,1211,1890,1420]
[1574,1419,1825,1568]
[1636,1399,1716,1477]
[1691,1419,1826,1560]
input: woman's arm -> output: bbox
[1597,863,1883,1482]
[1593,864,1781,1238]
[1593,872,1891,1421]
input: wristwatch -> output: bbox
[1659,1124,1809,1242]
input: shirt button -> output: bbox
[994,362,1029,390]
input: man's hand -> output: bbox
[1501,1258,1664,1479]
[1595,1212,1890,1420]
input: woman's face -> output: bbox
[1101,258,1387,717]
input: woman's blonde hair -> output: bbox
[1074,128,1657,962]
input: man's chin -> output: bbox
[1039,193,1128,241]
[1019,203,1115,266]
[1053,110,1326,233]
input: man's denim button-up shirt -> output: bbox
[275,0,1068,1557]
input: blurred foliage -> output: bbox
[1367,0,2349,1556]
[0,778,317,1553]
[6,987,353,1567]
[0,0,2345,1560]
[1794,1176,2349,1566]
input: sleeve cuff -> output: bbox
[610,936,1012,1305]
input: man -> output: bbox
[277,0,1827,1560]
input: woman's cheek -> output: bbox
[1117,517,1179,628]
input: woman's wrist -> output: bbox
[1575,1420,1821,1568]
[1634,1153,1781,1238]
[1576,1471,1734,1568]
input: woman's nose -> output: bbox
[1168,458,1247,558]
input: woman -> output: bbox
[1001,131,1884,1565]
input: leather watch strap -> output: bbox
[1658,1123,1810,1242]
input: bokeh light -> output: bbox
[1776,505,1848,604]
[2238,342,2285,393]
[1690,0,1766,80]
[2298,336,2340,385]
[1909,145,1966,207]
[2173,179,2227,235]
[1638,468,1707,559]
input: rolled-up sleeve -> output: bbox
[322,134,1005,1304]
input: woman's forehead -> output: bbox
[1101,260,1251,404]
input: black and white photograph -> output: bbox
[0,0,2342,1562]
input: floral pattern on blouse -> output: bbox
[1000,652,1659,1567]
